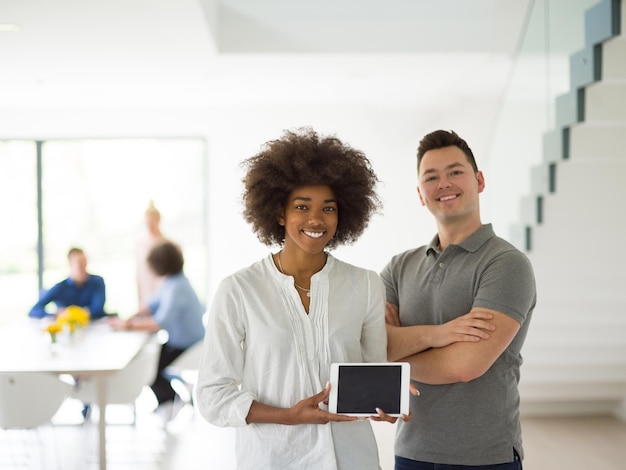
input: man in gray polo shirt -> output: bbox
[381,129,536,469]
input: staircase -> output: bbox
[516,0,626,418]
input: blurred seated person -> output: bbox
[110,241,205,406]
[29,247,107,320]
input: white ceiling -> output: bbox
[0,0,532,111]
[213,0,527,53]
[0,0,602,261]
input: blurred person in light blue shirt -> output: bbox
[111,241,205,405]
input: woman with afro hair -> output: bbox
[197,127,411,469]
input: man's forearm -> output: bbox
[402,345,478,385]
[386,324,435,362]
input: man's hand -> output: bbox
[385,305,495,361]
[429,311,495,348]
[107,316,129,330]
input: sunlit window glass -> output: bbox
[41,138,207,316]
[0,141,39,326]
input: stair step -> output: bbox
[584,0,621,48]
[554,90,579,129]
[570,46,598,90]
[569,122,626,159]
[520,380,626,401]
[527,304,626,325]
[525,325,626,346]
[520,399,623,417]
[603,36,626,79]
[542,156,626,199]
[522,363,626,383]
[519,194,538,227]
[542,130,560,163]
[514,0,626,415]
[569,36,626,90]
[523,344,626,364]
[530,163,551,194]
[527,308,626,326]
[585,81,626,121]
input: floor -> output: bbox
[520,414,626,470]
[1,391,626,470]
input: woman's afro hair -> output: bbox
[241,127,381,249]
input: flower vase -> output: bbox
[49,333,60,353]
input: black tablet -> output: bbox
[328,362,410,417]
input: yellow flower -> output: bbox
[45,322,63,334]
[44,322,63,343]
[58,305,90,333]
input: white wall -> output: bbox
[1,98,505,469]
[0,98,523,299]
[200,101,521,300]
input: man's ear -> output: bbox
[417,186,426,206]
[476,170,485,194]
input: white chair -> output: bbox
[0,372,74,468]
[0,372,73,429]
[72,339,161,424]
[164,340,203,407]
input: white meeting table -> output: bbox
[0,318,151,470]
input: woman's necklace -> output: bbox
[276,251,311,297]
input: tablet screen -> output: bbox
[332,363,407,415]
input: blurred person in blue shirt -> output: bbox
[29,247,107,320]
[110,240,205,405]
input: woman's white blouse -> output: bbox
[197,253,387,469]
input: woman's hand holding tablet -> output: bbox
[328,362,413,419]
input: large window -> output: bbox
[0,141,39,325]
[0,138,207,325]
